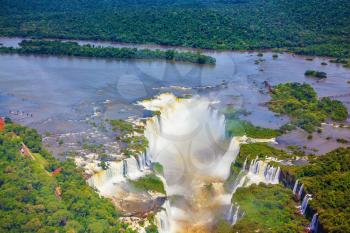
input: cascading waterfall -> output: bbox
[242,157,247,171]
[298,184,304,198]
[246,157,280,185]
[86,154,149,198]
[87,161,126,196]
[123,156,146,179]
[300,194,312,214]
[224,156,280,225]
[309,213,319,233]
[123,160,128,177]
[136,153,148,171]
[291,181,318,231]
[141,93,240,232]
[292,179,299,194]
[232,205,240,225]
[140,93,281,232]
[226,203,240,225]
[155,200,174,233]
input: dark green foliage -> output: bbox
[0,40,215,64]
[230,184,308,233]
[269,83,348,132]
[0,123,135,233]
[129,174,166,194]
[304,70,327,79]
[289,147,350,233]
[0,0,349,58]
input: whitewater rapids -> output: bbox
[141,93,242,232]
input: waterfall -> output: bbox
[145,150,152,166]
[123,160,128,177]
[226,203,240,225]
[246,157,280,185]
[141,94,239,231]
[300,194,312,215]
[155,200,174,233]
[87,161,127,196]
[136,153,148,171]
[298,184,304,198]
[273,167,280,183]
[227,204,233,222]
[292,179,299,194]
[232,205,240,225]
[242,157,247,171]
[122,156,145,179]
[309,213,319,233]
[140,94,280,232]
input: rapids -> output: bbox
[140,93,280,232]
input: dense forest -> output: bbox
[229,184,308,233]
[0,0,349,58]
[284,147,350,232]
[269,83,348,133]
[0,40,216,64]
[227,141,350,232]
[0,121,135,233]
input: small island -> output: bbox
[268,82,348,133]
[0,40,216,65]
[304,70,327,79]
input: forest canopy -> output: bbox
[284,147,350,233]
[0,0,349,58]
[0,122,135,233]
[0,40,216,64]
[269,82,348,133]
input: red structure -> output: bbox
[0,117,5,131]
[51,167,62,176]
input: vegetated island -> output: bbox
[0,40,216,65]
[304,70,327,79]
[268,82,348,133]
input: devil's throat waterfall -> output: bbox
[142,94,281,232]
[85,93,281,232]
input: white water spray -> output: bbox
[292,179,299,194]
[141,93,241,232]
[300,194,312,215]
[309,213,319,233]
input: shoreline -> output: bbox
[0,36,348,62]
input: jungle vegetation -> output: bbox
[129,174,166,195]
[0,40,216,64]
[304,70,327,79]
[0,122,135,233]
[283,147,350,233]
[227,184,308,233]
[269,83,348,133]
[0,0,349,59]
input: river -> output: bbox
[0,37,349,156]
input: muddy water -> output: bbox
[0,37,349,156]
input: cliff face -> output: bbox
[280,168,325,233]
[279,168,295,189]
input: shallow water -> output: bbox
[1,37,350,155]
